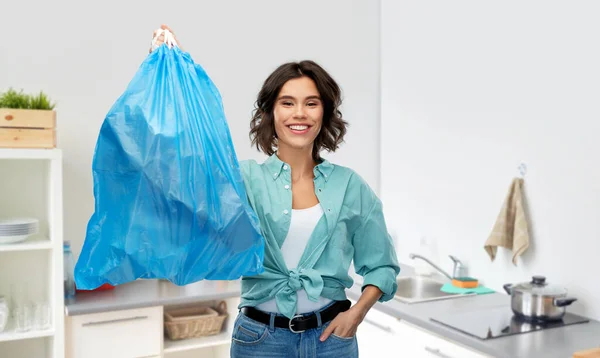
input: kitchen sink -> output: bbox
[394,275,475,304]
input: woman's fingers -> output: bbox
[150,24,182,52]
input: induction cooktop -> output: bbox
[430,306,589,340]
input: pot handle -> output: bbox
[554,297,577,307]
[503,284,513,295]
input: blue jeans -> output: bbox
[230,302,358,358]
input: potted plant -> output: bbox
[0,88,57,148]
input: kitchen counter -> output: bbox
[348,267,600,358]
[64,279,241,316]
[348,286,600,358]
[65,272,600,358]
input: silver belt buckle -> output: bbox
[288,314,305,333]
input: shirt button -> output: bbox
[283,165,289,170]
[327,208,332,212]
[273,173,278,178]
[284,185,290,190]
[283,209,289,215]
[318,188,322,192]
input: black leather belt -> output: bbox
[241,299,352,333]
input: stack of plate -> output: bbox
[0,218,39,244]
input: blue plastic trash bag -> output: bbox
[75,42,265,290]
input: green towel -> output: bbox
[441,283,495,295]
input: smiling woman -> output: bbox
[236,59,400,358]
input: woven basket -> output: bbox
[164,301,228,340]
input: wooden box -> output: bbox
[0,108,56,148]
[574,348,600,358]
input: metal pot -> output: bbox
[503,275,577,322]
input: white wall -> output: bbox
[382,1,600,319]
[0,1,381,259]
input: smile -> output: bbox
[287,124,311,134]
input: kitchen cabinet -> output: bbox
[355,299,490,358]
[394,319,489,358]
[65,306,163,358]
[357,302,414,356]
[65,296,240,358]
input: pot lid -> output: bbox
[512,276,568,296]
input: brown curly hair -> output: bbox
[249,60,348,161]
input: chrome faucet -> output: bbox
[409,253,466,280]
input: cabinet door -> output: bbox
[67,306,162,358]
[357,305,420,357]
[397,319,490,358]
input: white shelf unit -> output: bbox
[0,148,65,358]
[0,238,53,252]
[0,327,55,343]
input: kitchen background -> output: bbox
[381,0,600,321]
[1,0,600,356]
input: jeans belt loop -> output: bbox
[316,310,323,327]
[269,312,276,332]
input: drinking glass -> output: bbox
[33,302,51,330]
[14,303,32,332]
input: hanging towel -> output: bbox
[484,177,530,265]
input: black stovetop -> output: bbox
[430,306,589,340]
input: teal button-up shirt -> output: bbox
[239,154,400,319]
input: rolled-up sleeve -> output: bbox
[352,197,400,302]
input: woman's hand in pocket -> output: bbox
[319,308,364,341]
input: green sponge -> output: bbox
[441,283,495,295]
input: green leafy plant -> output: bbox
[0,88,56,110]
[28,91,56,110]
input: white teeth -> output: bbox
[289,125,308,130]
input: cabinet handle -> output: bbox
[82,315,148,327]
[425,346,453,358]
[363,317,393,334]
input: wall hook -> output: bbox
[518,162,527,178]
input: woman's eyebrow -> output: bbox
[305,95,322,101]
[277,95,322,100]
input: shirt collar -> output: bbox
[265,153,334,182]
[313,158,334,182]
[265,153,286,180]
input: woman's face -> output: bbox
[273,76,323,154]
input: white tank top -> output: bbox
[255,203,333,314]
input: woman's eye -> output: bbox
[307,102,318,107]
[282,101,293,106]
